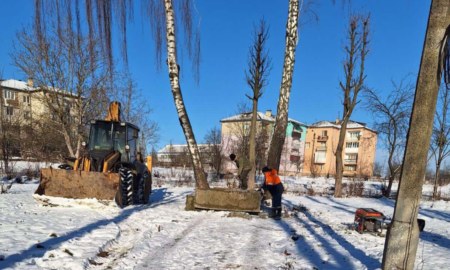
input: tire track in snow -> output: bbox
[134,215,208,270]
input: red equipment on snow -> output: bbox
[353,208,386,234]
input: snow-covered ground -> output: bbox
[1,181,449,270]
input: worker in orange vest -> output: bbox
[261,166,284,219]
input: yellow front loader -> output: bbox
[35,102,153,208]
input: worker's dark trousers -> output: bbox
[239,169,251,190]
[269,183,284,216]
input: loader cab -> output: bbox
[88,120,140,164]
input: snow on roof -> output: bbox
[221,111,306,125]
[0,79,36,91]
[288,118,307,127]
[220,112,275,123]
[309,120,376,132]
[1,79,80,97]
[158,144,210,153]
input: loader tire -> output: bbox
[133,173,147,204]
[120,168,133,206]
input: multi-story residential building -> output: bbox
[302,119,377,178]
[220,110,307,175]
[1,79,78,123]
[0,78,81,158]
[0,79,34,122]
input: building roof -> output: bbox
[220,111,274,123]
[158,144,210,153]
[309,120,377,132]
[1,79,79,97]
[220,111,307,127]
[288,118,307,127]
[0,79,37,91]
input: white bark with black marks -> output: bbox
[164,0,209,189]
[267,0,299,171]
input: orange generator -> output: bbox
[354,208,386,234]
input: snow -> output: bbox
[310,120,377,132]
[157,144,210,153]
[1,79,36,91]
[1,179,449,269]
[288,118,307,127]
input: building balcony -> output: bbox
[316,146,327,151]
[344,159,358,164]
[317,136,328,142]
[292,131,302,138]
[314,159,326,164]
[345,148,359,153]
[346,136,360,141]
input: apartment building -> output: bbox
[302,119,377,178]
[220,110,307,175]
[1,79,79,122]
[0,78,81,158]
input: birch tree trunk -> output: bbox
[248,99,258,189]
[382,1,450,269]
[163,0,209,189]
[267,0,299,171]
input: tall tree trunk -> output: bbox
[267,0,299,171]
[433,161,441,200]
[386,176,394,197]
[248,98,258,189]
[163,0,209,189]
[386,149,396,197]
[334,117,349,197]
[382,1,450,269]
[62,128,75,158]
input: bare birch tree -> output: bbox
[364,78,414,197]
[163,0,208,188]
[267,0,300,171]
[382,1,450,269]
[245,19,272,189]
[334,13,370,198]
[429,84,450,201]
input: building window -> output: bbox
[348,131,361,139]
[346,142,359,149]
[244,123,250,130]
[23,95,30,104]
[6,107,14,116]
[305,142,310,149]
[23,111,30,118]
[322,130,327,137]
[345,165,356,171]
[4,90,15,100]
[51,114,56,120]
[345,154,358,162]
[315,151,326,163]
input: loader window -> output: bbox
[114,126,126,155]
[89,122,113,151]
[89,122,126,153]
[127,127,137,162]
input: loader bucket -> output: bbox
[35,168,120,200]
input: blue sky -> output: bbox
[0,0,431,165]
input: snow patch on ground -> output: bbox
[0,182,449,269]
